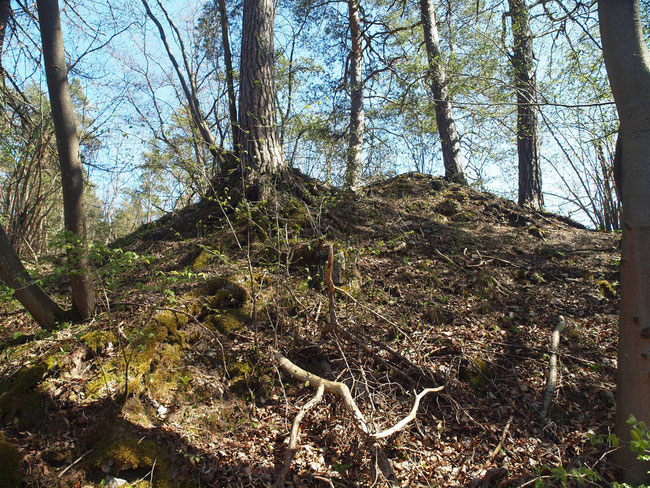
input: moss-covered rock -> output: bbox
[81,330,117,354]
[459,357,494,390]
[152,310,188,337]
[191,249,213,271]
[598,280,616,300]
[204,311,246,334]
[0,434,21,488]
[86,422,173,488]
[0,353,61,428]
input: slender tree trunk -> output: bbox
[217,0,238,150]
[0,0,67,330]
[141,0,223,167]
[600,1,650,483]
[508,0,543,210]
[238,0,285,199]
[36,0,95,320]
[344,0,364,191]
[419,0,466,185]
[0,0,9,58]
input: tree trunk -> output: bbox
[238,0,285,199]
[419,0,466,185]
[508,0,543,210]
[217,0,238,150]
[0,225,67,329]
[0,0,9,58]
[0,0,67,330]
[599,1,650,483]
[344,0,364,191]
[36,0,95,320]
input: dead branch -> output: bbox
[273,350,443,440]
[487,415,513,463]
[542,316,566,420]
[273,384,325,488]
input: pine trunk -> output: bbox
[419,0,466,185]
[509,0,543,210]
[344,0,364,191]
[37,0,95,320]
[238,0,285,199]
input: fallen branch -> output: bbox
[487,415,513,463]
[273,384,325,488]
[542,316,566,420]
[273,350,443,440]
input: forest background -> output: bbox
[0,0,628,259]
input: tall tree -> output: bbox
[508,0,543,209]
[344,0,364,190]
[599,0,650,483]
[419,0,466,184]
[238,0,286,199]
[0,0,68,330]
[36,0,96,319]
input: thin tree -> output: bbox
[216,0,238,150]
[599,0,650,483]
[344,0,364,190]
[508,0,543,209]
[0,0,68,330]
[419,0,466,184]
[238,0,286,199]
[36,0,96,319]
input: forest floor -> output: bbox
[0,172,622,487]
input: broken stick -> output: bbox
[542,316,566,420]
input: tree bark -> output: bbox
[344,0,364,191]
[238,0,285,199]
[0,225,67,329]
[217,0,238,150]
[599,1,650,483]
[508,0,543,210]
[36,0,95,320]
[419,0,466,185]
[0,0,9,59]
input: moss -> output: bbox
[86,423,173,488]
[191,249,212,271]
[227,352,275,399]
[459,358,494,390]
[147,343,185,404]
[598,280,616,299]
[0,434,21,488]
[122,395,155,428]
[152,310,188,337]
[80,330,117,354]
[205,311,245,334]
[0,353,61,428]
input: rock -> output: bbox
[585,294,601,305]
[105,475,128,488]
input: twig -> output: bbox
[273,385,325,488]
[542,316,566,420]
[58,449,93,478]
[487,415,513,463]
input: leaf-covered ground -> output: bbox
[0,172,621,487]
